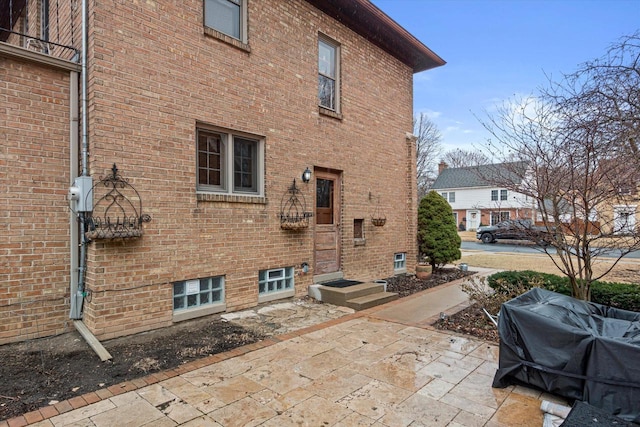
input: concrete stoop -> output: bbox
[308,281,398,311]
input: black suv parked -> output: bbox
[476,219,552,244]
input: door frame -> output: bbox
[466,209,480,231]
[313,168,342,275]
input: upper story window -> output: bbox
[204,0,246,42]
[491,189,508,201]
[448,192,455,203]
[318,35,340,113]
[197,126,264,196]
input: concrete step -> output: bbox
[346,292,398,311]
[316,282,385,306]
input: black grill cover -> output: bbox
[492,288,640,423]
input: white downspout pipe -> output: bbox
[69,71,81,318]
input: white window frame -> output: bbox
[491,190,498,201]
[613,205,636,235]
[491,211,510,225]
[196,125,264,197]
[394,253,406,273]
[500,189,508,201]
[173,276,226,322]
[318,34,340,113]
[204,0,247,43]
[441,192,448,200]
[258,267,295,303]
[449,192,455,203]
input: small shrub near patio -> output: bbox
[462,276,530,315]
[486,270,640,312]
[591,282,640,312]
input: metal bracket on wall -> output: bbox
[85,164,152,240]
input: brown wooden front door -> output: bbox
[314,170,341,275]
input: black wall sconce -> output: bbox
[302,167,312,183]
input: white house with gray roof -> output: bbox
[431,161,536,231]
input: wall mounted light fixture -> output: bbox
[302,167,312,183]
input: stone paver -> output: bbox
[9,270,557,426]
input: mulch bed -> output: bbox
[433,304,500,343]
[0,267,491,421]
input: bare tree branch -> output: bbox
[478,33,640,300]
[414,113,443,198]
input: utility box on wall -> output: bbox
[69,176,93,212]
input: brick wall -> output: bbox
[2,0,423,342]
[0,55,72,344]
[79,0,419,339]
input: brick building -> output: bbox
[432,161,537,231]
[1,0,444,344]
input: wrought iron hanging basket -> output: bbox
[371,217,387,227]
[371,196,386,227]
[85,164,152,240]
[279,179,312,231]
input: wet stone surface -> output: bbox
[0,269,476,421]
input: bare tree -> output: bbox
[480,33,640,301]
[414,113,442,198]
[441,148,490,168]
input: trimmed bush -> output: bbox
[417,191,461,269]
[487,270,640,312]
[591,282,640,312]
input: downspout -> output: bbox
[70,0,89,319]
[69,71,80,318]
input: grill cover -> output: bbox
[492,288,640,423]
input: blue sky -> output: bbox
[371,0,639,154]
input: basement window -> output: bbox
[172,276,226,322]
[259,267,295,303]
[394,253,406,273]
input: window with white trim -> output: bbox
[173,276,224,312]
[491,211,510,225]
[441,192,447,200]
[491,190,498,201]
[204,0,246,42]
[318,35,340,112]
[394,253,406,272]
[500,189,508,201]
[197,126,264,195]
[448,192,455,203]
[259,267,294,296]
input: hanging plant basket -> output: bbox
[280,216,310,230]
[370,194,386,227]
[85,164,152,240]
[279,179,313,231]
[371,217,386,227]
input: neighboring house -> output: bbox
[1,0,445,343]
[431,161,536,231]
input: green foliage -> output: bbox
[417,191,461,269]
[591,282,640,312]
[487,270,640,312]
[487,271,571,295]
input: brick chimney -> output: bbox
[438,161,448,175]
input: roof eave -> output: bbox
[304,0,445,73]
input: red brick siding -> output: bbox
[3,0,421,342]
[79,0,418,339]
[0,56,72,344]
